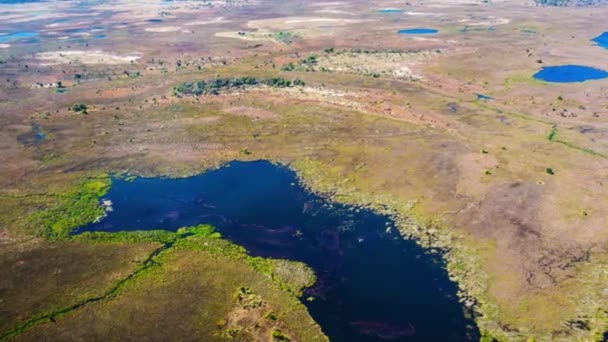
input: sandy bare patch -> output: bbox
[410,36,442,42]
[309,1,347,6]
[404,11,438,16]
[108,142,222,163]
[0,44,9,49]
[250,86,454,131]
[224,106,278,120]
[456,153,498,196]
[314,9,355,15]
[460,17,510,26]
[305,50,439,80]
[36,50,142,65]
[144,26,182,32]
[248,16,369,30]
[215,31,274,42]
[184,17,228,26]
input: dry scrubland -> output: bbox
[1,0,608,341]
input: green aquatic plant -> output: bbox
[28,176,111,239]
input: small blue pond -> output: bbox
[94,34,108,39]
[592,32,608,49]
[77,160,478,342]
[476,94,494,100]
[17,123,46,145]
[0,31,38,43]
[533,65,608,83]
[146,18,163,23]
[378,8,403,13]
[398,28,438,35]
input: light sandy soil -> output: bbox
[144,26,184,33]
[248,16,371,30]
[35,50,142,65]
[184,17,228,26]
[460,17,511,26]
[313,50,442,80]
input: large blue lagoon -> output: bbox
[78,160,478,341]
[398,28,438,35]
[533,65,608,83]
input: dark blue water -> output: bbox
[146,18,163,23]
[398,28,438,35]
[0,31,38,43]
[17,123,46,145]
[78,161,477,342]
[533,65,608,83]
[476,94,493,100]
[592,32,608,49]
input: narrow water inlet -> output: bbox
[77,160,479,341]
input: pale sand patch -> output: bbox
[144,26,181,32]
[215,31,274,42]
[455,153,498,196]
[0,44,10,49]
[410,36,442,42]
[466,17,510,26]
[108,142,222,163]
[284,18,357,24]
[404,11,438,16]
[314,9,355,15]
[36,50,142,65]
[223,106,278,120]
[184,17,228,26]
[248,16,369,30]
[311,50,438,80]
[251,87,454,131]
[309,1,347,6]
[57,36,70,40]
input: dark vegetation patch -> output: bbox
[173,77,305,97]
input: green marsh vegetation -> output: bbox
[27,176,111,239]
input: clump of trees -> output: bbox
[70,103,88,114]
[173,77,305,96]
